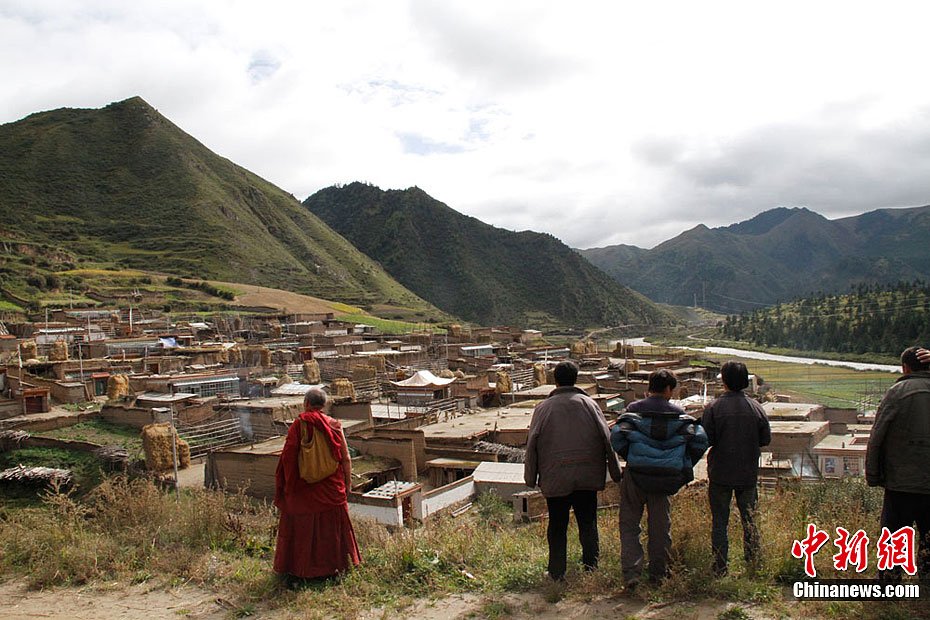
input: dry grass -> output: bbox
[0,478,925,619]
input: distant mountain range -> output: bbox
[0,97,439,316]
[306,182,669,328]
[582,205,930,313]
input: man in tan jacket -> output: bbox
[525,360,622,581]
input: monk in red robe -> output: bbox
[273,387,361,579]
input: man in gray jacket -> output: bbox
[866,346,930,581]
[525,360,622,581]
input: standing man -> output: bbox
[524,360,622,581]
[612,369,708,588]
[702,361,771,576]
[866,346,930,582]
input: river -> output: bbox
[613,338,900,373]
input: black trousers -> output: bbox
[880,489,930,581]
[545,489,599,579]
[708,482,760,574]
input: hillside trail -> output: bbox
[0,579,783,619]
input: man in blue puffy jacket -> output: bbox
[612,368,708,588]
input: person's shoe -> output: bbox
[620,579,639,597]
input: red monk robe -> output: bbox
[273,408,361,578]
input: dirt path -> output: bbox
[0,580,244,620]
[0,579,783,620]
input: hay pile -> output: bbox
[107,374,132,401]
[623,359,639,374]
[352,365,377,382]
[585,340,598,355]
[494,371,512,394]
[330,378,356,401]
[449,324,463,338]
[20,340,38,360]
[141,423,191,471]
[228,346,242,364]
[453,369,466,379]
[49,339,69,361]
[303,359,321,384]
[570,341,586,357]
[533,363,548,386]
[438,369,455,379]
[270,322,282,338]
[613,343,635,358]
[368,355,386,373]
[259,347,272,367]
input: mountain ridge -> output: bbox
[0,97,443,318]
[581,204,930,312]
[305,182,670,328]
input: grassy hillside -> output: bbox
[0,98,443,321]
[582,205,930,313]
[305,183,670,329]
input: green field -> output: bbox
[697,355,897,409]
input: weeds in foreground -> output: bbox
[0,479,926,619]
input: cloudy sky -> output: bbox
[3,0,930,249]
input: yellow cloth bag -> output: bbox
[298,421,340,484]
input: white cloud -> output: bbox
[3,0,930,250]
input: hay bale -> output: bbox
[352,365,377,382]
[107,374,132,401]
[331,378,356,401]
[218,348,229,364]
[585,340,598,355]
[571,341,586,357]
[495,371,512,394]
[259,347,271,367]
[624,359,639,374]
[303,359,321,384]
[228,346,242,364]
[141,423,191,471]
[20,340,38,360]
[49,339,69,361]
[533,363,548,386]
[369,355,386,373]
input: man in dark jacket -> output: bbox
[525,361,622,581]
[702,361,771,576]
[866,346,930,581]
[611,369,708,587]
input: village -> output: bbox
[0,304,876,527]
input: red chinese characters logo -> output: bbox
[832,527,869,573]
[791,523,830,577]
[876,526,917,575]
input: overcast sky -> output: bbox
[3,0,930,249]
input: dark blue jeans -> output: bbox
[545,490,599,580]
[709,482,760,574]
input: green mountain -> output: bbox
[582,206,930,312]
[0,97,439,316]
[304,182,669,328]
[721,281,930,355]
